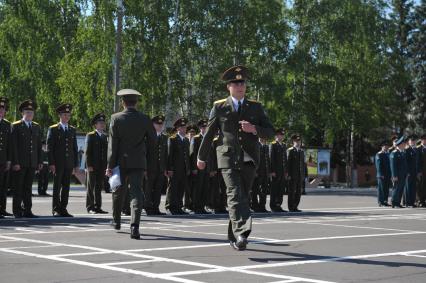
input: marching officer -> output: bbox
[197,65,274,251]
[144,115,168,215]
[287,134,305,212]
[269,128,288,212]
[165,118,191,215]
[84,113,108,214]
[11,100,42,218]
[47,103,79,217]
[417,134,426,207]
[405,135,420,207]
[37,140,50,196]
[251,137,270,212]
[375,140,391,206]
[106,89,157,239]
[190,118,210,214]
[0,97,12,218]
[390,136,408,208]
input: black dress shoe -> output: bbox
[110,221,121,230]
[230,235,248,251]
[290,208,302,212]
[53,211,62,217]
[23,212,38,218]
[121,211,131,216]
[61,211,74,217]
[88,209,97,214]
[96,209,108,214]
[130,225,140,239]
[392,204,403,208]
[1,211,13,217]
[271,207,286,212]
[153,210,166,215]
[0,214,4,219]
[14,213,23,219]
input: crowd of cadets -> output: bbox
[375,134,426,208]
[0,95,310,219]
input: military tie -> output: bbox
[237,100,242,116]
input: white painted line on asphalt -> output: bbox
[0,239,18,243]
[120,231,426,253]
[300,222,424,233]
[0,248,203,283]
[236,249,426,270]
[0,234,335,283]
[51,251,111,257]
[102,259,161,266]
[0,244,61,250]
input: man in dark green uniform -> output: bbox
[269,128,288,212]
[251,138,270,212]
[145,114,168,215]
[405,135,420,207]
[84,113,108,214]
[390,136,408,208]
[0,97,12,218]
[197,65,274,251]
[37,141,50,196]
[417,134,426,207]
[11,100,42,218]
[165,118,191,215]
[375,140,391,206]
[190,119,211,214]
[47,103,79,217]
[106,89,156,239]
[287,134,305,212]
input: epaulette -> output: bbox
[213,136,219,141]
[288,146,294,151]
[49,123,60,129]
[392,149,398,153]
[32,121,39,125]
[12,120,22,125]
[3,118,10,123]
[214,98,227,104]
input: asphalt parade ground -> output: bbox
[0,187,425,283]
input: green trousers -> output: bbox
[221,162,256,242]
[112,168,144,226]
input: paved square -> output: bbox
[1,187,425,282]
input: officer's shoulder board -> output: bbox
[214,98,227,105]
[88,130,96,136]
[288,146,295,151]
[213,136,219,141]
[3,118,10,123]
[271,141,277,144]
[12,120,21,126]
[49,123,60,129]
[32,121,39,126]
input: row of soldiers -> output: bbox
[375,134,426,208]
[0,96,306,219]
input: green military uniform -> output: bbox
[47,103,79,217]
[11,100,42,218]
[165,118,191,215]
[85,113,108,213]
[251,140,270,212]
[417,137,426,206]
[197,65,274,249]
[190,119,210,214]
[269,129,288,212]
[0,97,12,217]
[107,89,157,236]
[145,115,168,215]
[287,135,305,212]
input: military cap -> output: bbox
[0,97,8,109]
[197,118,208,128]
[91,113,106,125]
[395,136,406,146]
[56,103,72,114]
[408,134,418,140]
[152,114,165,124]
[380,140,390,147]
[421,134,426,140]
[174,117,188,128]
[221,65,249,83]
[291,134,301,141]
[19,99,37,112]
[187,124,198,133]
[117,89,141,96]
[275,128,285,135]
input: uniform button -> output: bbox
[239,137,242,140]
[239,129,242,132]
